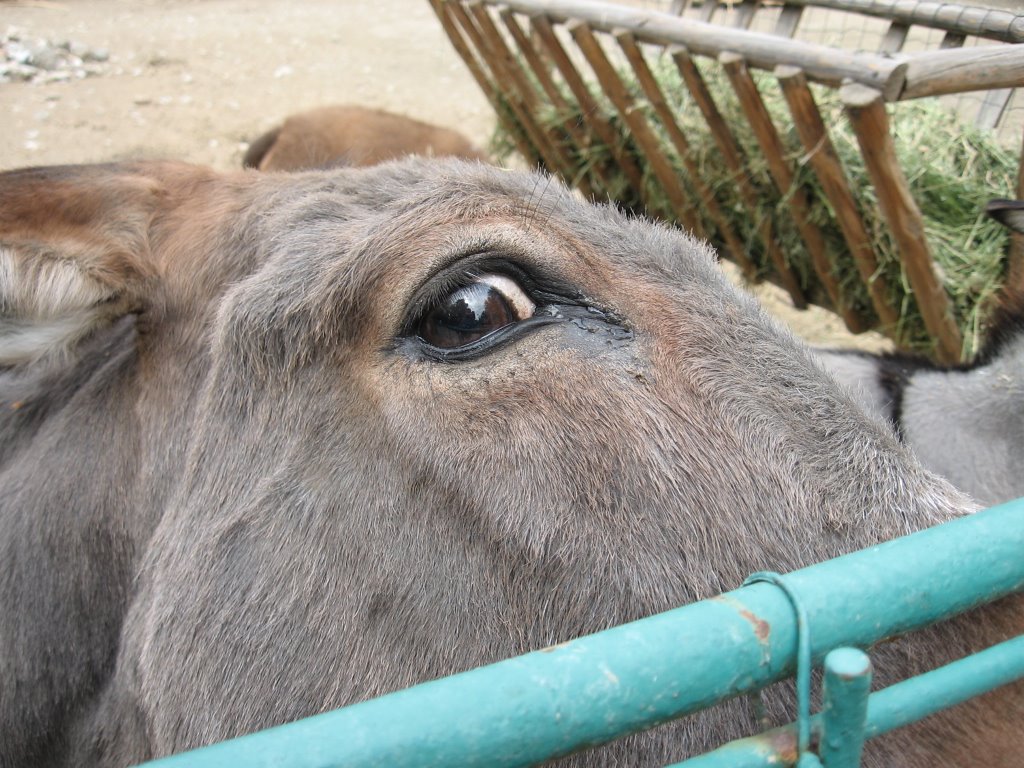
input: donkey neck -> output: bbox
[902,331,1024,506]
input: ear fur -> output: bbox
[0,165,163,366]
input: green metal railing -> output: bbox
[140,498,1024,768]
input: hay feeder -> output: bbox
[431,0,1024,362]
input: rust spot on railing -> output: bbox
[739,608,771,643]
[715,595,772,644]
[762,728,799,764]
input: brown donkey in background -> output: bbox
[242,104,489,171]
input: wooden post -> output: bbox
[466,2,579,182]
[721,52,838,312]
[773,4,803,38]
[842,83,964,363]
[670,45,811,296]
[615,30,759,278]
[1008,129,1024,293]
[528,14,649,197]
[499,6,607,199]
[776,65,898,333]
[570,21,706,238]
[451,1,564,175]
[731,0,759,31]
[878,21,909,54]
[698,0,719,23]
[940,31,967,49]
[430,0,538,166]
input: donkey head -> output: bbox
[1,160,1017,767]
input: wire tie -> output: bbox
[744,570,823,767]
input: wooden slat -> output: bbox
[878,21,909,54]
[773,4,804,38]
[940,31,967,49]
[1009,129,1024,293]
[671,46,745,172]
[430,0,539,165]
[732,0,759,31]
[528,14,649,197]
[497,0,910,98]
[975,87,1014,130]
[776,65,899,333]
[698,0,719,23]
[499,7,605,198]
[669,0,689,15]
[569,21,706,238]
[616,30,758,279]
[466,2,577,181]
[842,82,964,363]
[669,45,808,291]
[721,52,835,309]
[454,1,567,176]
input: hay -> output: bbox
[490,55,1018,360]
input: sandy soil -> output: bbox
[0,0,894,350]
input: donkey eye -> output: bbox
[417,274,536,350]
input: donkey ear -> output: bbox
[0,164,166,366]
[986,198,1024,236]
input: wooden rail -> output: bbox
[495,0,910,98]
[772,0,1024,44]
[902,44,1024,100]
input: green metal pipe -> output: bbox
[820,648,871,768]
[138,499,1024,768]
[864,631,1024,738]
[668,634,1024,768]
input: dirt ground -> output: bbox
[0,0,899,350]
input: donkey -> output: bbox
[814,199,1024,507]
[0,159,1021,768]
[242,104,489,171]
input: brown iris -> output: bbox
[417,274,536,350]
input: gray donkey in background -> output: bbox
[1,160,1021,768]
[815,199,1024,507]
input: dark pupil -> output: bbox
[419,282,515,349]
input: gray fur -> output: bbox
[1,159,1020,767]
[815,198,1024,508]
[816,335,1024,508]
